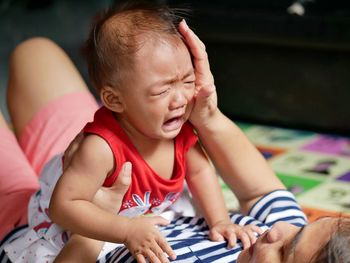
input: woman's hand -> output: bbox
[93,162,131,213]
[178,20,218,128]
[63,132,131,213]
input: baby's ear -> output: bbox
[100,86,124,113]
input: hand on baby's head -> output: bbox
[178,20,218,126]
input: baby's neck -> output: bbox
[116,114,172,153]
[115,113,176,179]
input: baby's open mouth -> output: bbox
[164,116,180,125]
[163,116,183,131]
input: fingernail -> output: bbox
[123,162,132,174]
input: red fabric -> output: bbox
[83,106,197,215]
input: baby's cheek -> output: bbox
[186,99,195,115]
[187,89,196,106]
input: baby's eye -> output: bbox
[152,88,170,96]
[184,81,195,87]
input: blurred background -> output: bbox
[0,0,350,134]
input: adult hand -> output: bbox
[178,20,218,128]
[63,132,131,213]
[93,162,131,213]
[124,216,176,263]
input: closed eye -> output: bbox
[152,87,170,96]
[184,81,195,88]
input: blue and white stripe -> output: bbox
[1,190,307,263]
[99,190,307,262]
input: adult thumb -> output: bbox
[111,162,132,190]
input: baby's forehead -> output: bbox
[104,9,180,39]
[142,32,184,47]
[133,32,186,58]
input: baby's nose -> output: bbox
[170,89,186,108]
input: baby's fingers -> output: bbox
[146,249,165,263]
[135,248,164,263]
[135,253,147,263]
[158,237,176,261]
[209,228,225,242]
[148,216,170,227]
[222,229,238,249]
[243,225,263,244]
[245,224,263,235]
[236,230,252,249]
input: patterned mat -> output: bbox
[221,122,350,222]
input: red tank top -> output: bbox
[83,106,197,217]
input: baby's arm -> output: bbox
[54,235,103,263]
[49,135,175,263]
[54,160,132,263]
[179,20,285,214]
[186,143,261,248]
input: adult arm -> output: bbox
[178,20,285,214]
[194,111,285,214]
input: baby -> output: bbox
[6,2,260,263]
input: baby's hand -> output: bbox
[178,20,218,128]
[209,221,263,249]
[125,216,176,263]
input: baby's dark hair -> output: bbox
[83,1,187,92]
[311,217,350,263]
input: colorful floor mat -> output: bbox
[221,122,350,222]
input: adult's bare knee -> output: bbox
[7,37,68,135]
[8,38,52,106]
[10,37,60,64]
[7,37,66,98]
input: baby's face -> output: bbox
[118,36,195,140]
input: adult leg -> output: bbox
[7,37,99,175]
[0,111,39,240]
[1,37,98,239]
[7,37,91,137]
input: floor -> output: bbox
[222,121,350,222]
